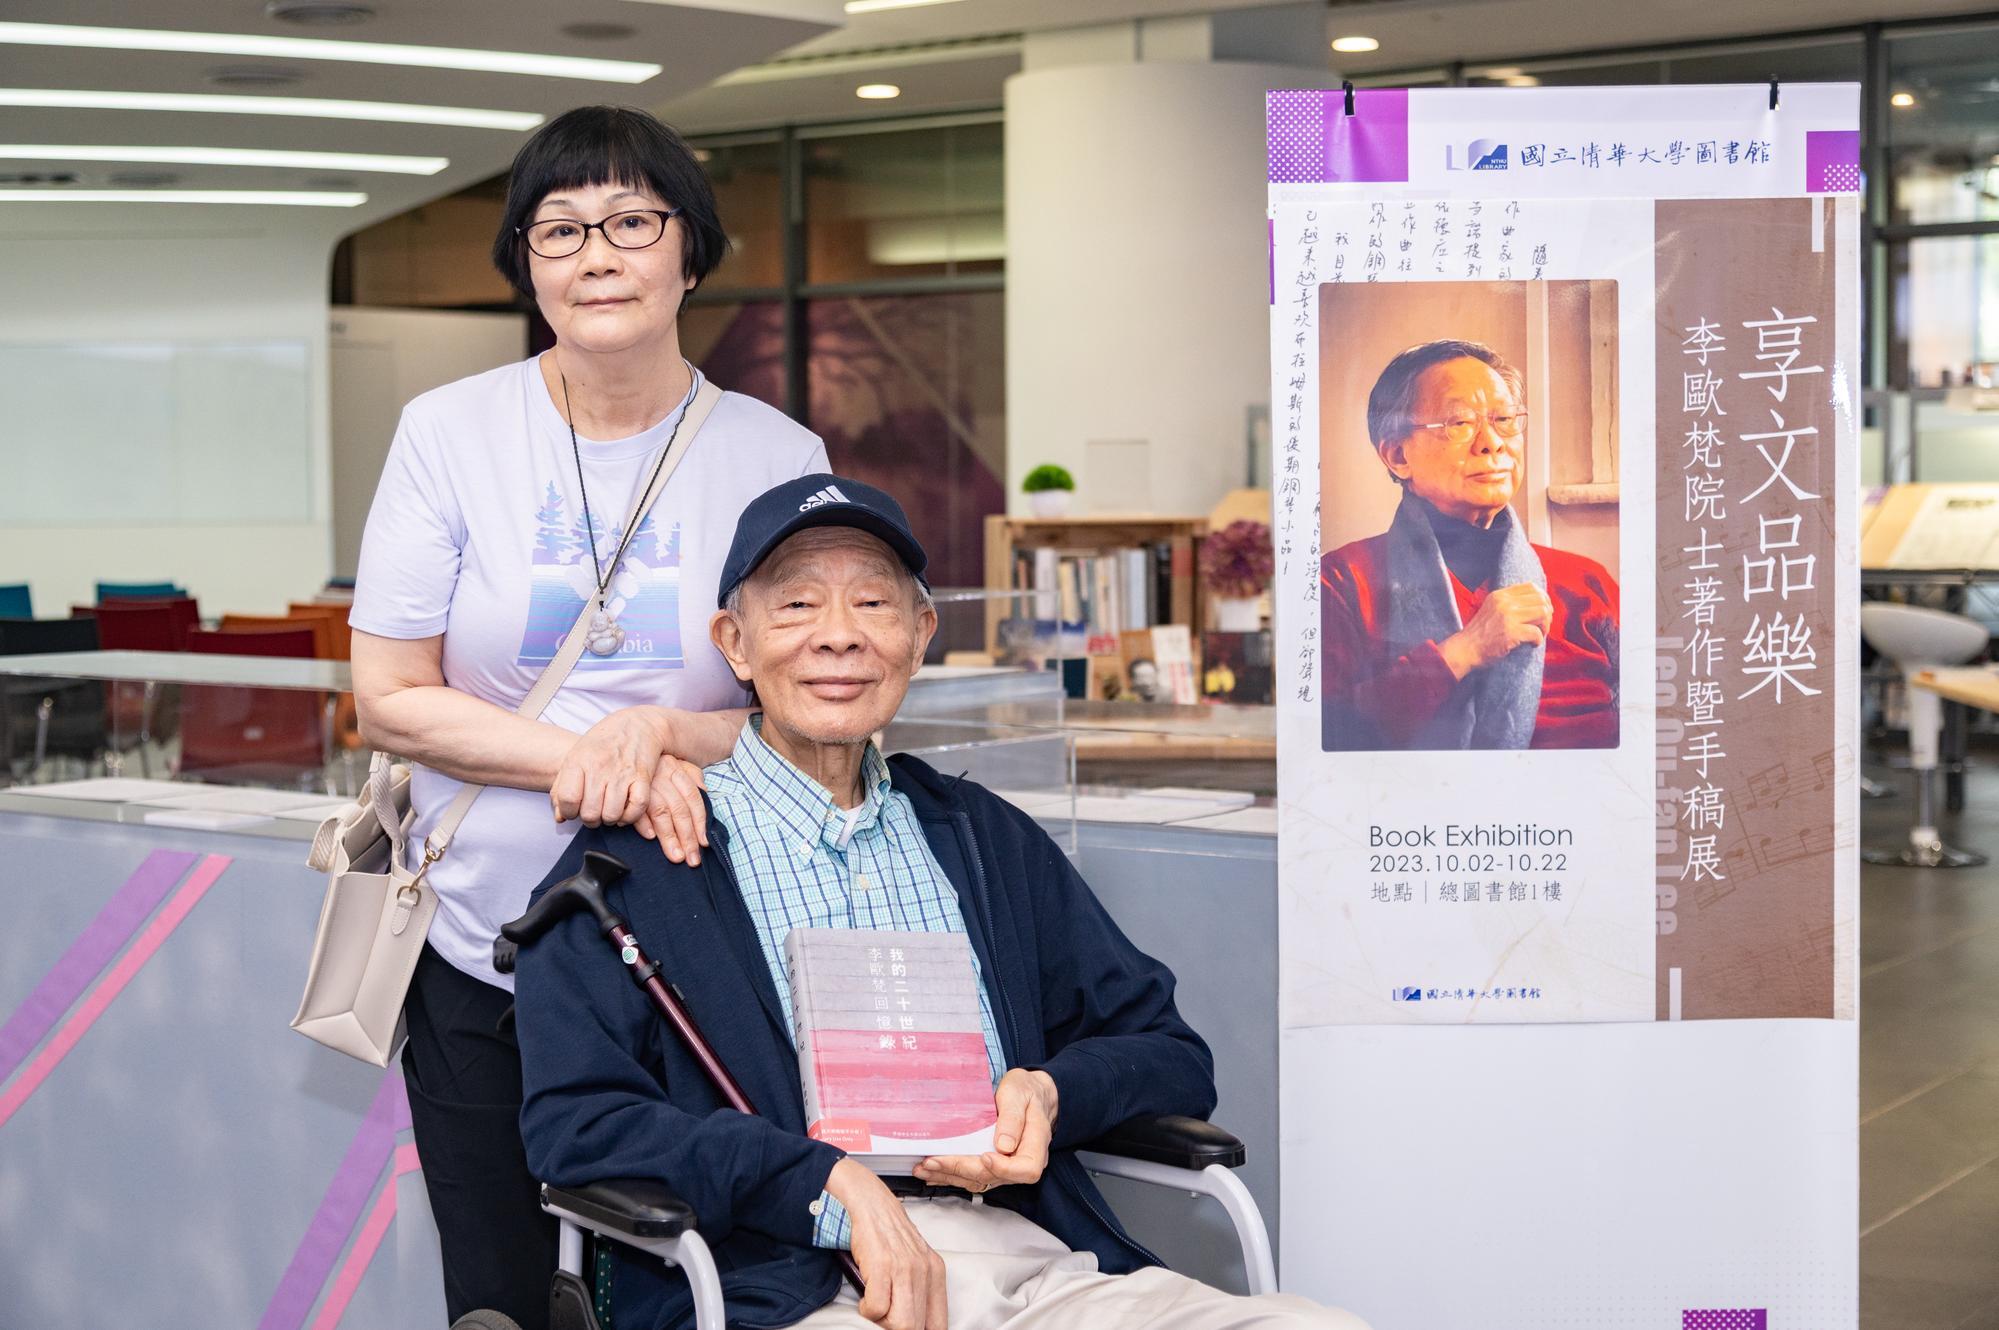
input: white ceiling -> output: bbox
[0,0,840,230]
[5,0,1994,231]
[657,0,1999,134]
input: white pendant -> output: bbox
[585,609,626,657]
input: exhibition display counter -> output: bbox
[0,652,1278,1328]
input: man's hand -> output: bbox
[1438,582,1552,679]
[632,753,708,866]
[824,1157,949,1330]
[912,1069,1058,1193]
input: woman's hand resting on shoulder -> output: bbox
[549,706,710,864]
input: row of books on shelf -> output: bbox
[1007,546,1173,655]
[992,621,1275,705]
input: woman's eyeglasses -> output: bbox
[1413,410,1529,446]
[520,207,681,259]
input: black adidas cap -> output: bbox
[717,473,930,609]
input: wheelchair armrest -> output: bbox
[1076,1114,1246,1170]
[542,1178,696,1239]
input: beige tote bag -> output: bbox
[291,381,722,1065]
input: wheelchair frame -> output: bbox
[540,1113,1275,1330]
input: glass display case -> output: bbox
[0,648,1085,842]
[0,645,1287,835]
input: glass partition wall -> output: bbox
[1357,14,1999,484]
[688,116,1006,593]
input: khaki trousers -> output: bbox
[790,1198,1370,1330]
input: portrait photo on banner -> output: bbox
[1318,279,1622,754]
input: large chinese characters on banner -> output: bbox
[1656,200,1845,1020]
[1269,84,1859,1330]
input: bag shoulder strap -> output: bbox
[419,378,726,863]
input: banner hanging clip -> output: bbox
[1343,80,1356,117]
[1769,78,1780,111]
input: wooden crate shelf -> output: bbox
[982,514,1209,653]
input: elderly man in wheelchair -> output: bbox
[504,475,1370,1330]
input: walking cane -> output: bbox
[500,849,867,1295]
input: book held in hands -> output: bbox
[784,927,999,1173]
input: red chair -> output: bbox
[76,598,199,772]
[186,626,316,657]
[86,598,200,651]
[235,609,362,757]
[179,628,329,788]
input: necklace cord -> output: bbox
[557,362,697,604]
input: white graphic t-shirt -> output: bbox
[350,356,827,988]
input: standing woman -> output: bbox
[348,106,826,1327]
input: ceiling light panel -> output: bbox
[0,144,447,174]
[843,0,968,13]
[0,21,660,83]
[0,189,366,206]
[0,89,542,130]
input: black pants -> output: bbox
[403,943,557,1329]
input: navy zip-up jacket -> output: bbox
[514,751,1218,1330]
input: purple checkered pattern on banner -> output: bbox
[1266,89,1410,184]
[1684,1310,1768,1329]
[1805,129,1861,193]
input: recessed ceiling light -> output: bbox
[205,64,306,89]
[0,89,542,131]
[0,21,661,83]
[1331,35,1379,54]
[0,144,448,175]
[0,188,367,206]
[1485,66,1523,79]
[1891,91,1916,108]
[855,83,901,100]
[1504,75,1540,88]
[266,0,375,25]
[843,0,967,13]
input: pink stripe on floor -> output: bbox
[259,1072,407,1330]
[309,1143,424,1330]
[0,852,230,1129]
[0,848,197,1082]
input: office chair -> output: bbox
[0,616,103,781]
[1860,603,1990,867]
[95,580,186,603]
[81,597,201,774]
[179,627,330,789]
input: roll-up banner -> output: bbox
[1270,85,1859,1327]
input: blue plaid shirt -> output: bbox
[706,718,1007,1250]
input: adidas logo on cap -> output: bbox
[798,484,850,512]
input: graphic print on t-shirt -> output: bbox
[517,481,685,671]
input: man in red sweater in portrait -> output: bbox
[1320,339,1620,752]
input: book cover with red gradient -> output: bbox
[784,928,998,1173]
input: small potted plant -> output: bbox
[1202,519,1273,632]
[1022,463,1076,518]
